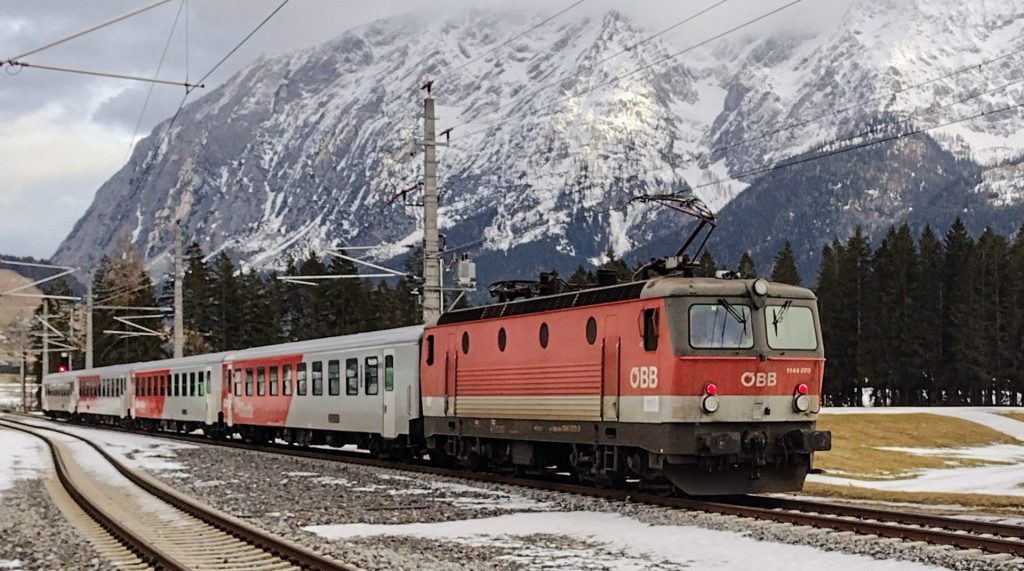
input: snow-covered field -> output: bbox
[814,407,1024,495]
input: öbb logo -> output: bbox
[629,366,658,389]
[741,372,777,387]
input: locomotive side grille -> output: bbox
[438,281,647,325]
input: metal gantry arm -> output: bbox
[0,260,78,297]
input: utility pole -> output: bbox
[173,218,184,358]
[173,159,195,359]
[20,347,26,413]
[41,299,49,390]
[421,83,442,324]
[85,275,93,369]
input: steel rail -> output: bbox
[12,413,1024,558]
[1,417,361,571]
[0,420,189,570]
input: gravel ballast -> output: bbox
[0,478,114,571]
[133,441,1024,571]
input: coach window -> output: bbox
[283,364,293,396]
[234,369,242,397]
[198,372,205,397]
[205,371,211,395]
[384,355,395,392]
[190,372,197,397]
[539,323,550,349]
[312,362,324,396]
[245,368,254,396]
[297,362,308,396]
[643,308,659,352]
[345,359,358,396]
[461,332,470,355]
[269,366,279,396]
[425,335,435,366]
[365,357,379,395]
[327,360,340,396]
[497,328,506,352]
[161,375,167,397]
[257,367,266,396]
[175,373,182,397]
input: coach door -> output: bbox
[381,349,398,438]
[602,316,620,421]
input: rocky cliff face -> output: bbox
[53,1,1024,284]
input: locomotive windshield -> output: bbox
[688,303,754,349]
[765,304,817,350]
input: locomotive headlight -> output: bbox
[702,395,720,414]
[794,393,811,413]
[753,278,769,296]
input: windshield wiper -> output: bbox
[771,300,793,335]
[717,298,747,326]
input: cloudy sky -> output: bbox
[0,0,852,259]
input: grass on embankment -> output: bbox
[1003,412,1024,423]
[813,413,1016,480]
[800,482,1024,511]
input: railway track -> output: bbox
[8,413,1024,560]
[0,417,360,571]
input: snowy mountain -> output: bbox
[53,1,1024,283]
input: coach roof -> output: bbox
[222,325,424,362]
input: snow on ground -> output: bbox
[0,428,49,497]
[814,407,1024,495]
[306,511,945,571]
[10,418,194,473]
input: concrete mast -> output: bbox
[421,86,442,324]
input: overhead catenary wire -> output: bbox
[187,0,291,93]
[446,0,801,143]
[125,0,188,165]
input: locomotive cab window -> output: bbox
[328,360,340,396]
[689,303,754,349]
[345,359,358,396]
[365,356,379,395]
[384,355,394,392]
[425,335,435,366]
[765,304,817,350]
[642,309,659,351]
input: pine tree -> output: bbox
[1008,224,1024,405]
[697,251,718,278]
[975,228,1012,404]
[737,251,758,278]
[208,253,242,350]
[913,226,945,404]
[866,225,919,405]
[91,243,163,366]
[815,240,842,405]
[942,218,983,403]
[770,241,801,285]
